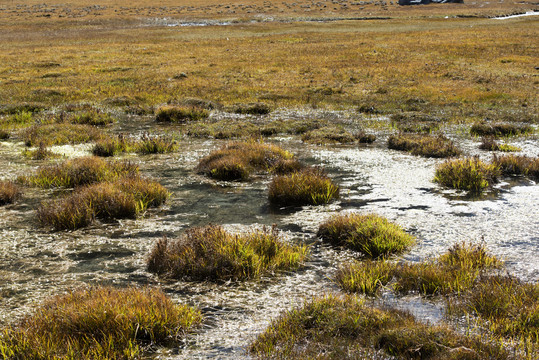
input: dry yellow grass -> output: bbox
[0,0,537,120]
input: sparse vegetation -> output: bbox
[268,167,339,206]
[0,287,202,359]
[147,225,307,281]
[20,156,139,188]
[37,177,169,230]
[471,122,533,137]
[434,157,501,193]
[388,134,461,158]
[155,105,209,123]
[0,180,21,206]
[197,141,294,181]
[250,294,510,359]
[318,213,415,258]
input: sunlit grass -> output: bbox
[434,157,501,193]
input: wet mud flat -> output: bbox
[0,109,538,358]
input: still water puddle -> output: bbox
[0,112,537,358]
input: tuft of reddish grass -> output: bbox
[268,167,339,206]
[0,286,202,359]
[0,180,21,206]
[155,105,209,123]
[37,178,169,231]
[318,213,415,258]
[388,133,461,158]
[147,225,307,281]
[493,154,539,180]
[197,140,294,181]
[20,156,139,188]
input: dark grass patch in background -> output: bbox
[147,225,307,281]
[0,287,202,360]
[470,121,533,138]
[22,124,106,147]
[155,105,209,123]
[388,133,461,158]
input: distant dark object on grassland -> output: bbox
[399,0,463,4]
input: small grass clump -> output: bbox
[197,141,294,181]
[22,143,61,160]
[147,225,307,281]
[135,133,177,154]
[318,213,415,258]
[155,105,209,123]
[493,154,539,180]
[232,102,271,115]
[336,260,397,296]
[268,167,339,207]
[37,178,169,230]
[448,275,539,342]
[184,120,259,139]
[250,294,509,359]
[434,157,501,193]
[92,135,130,157]
[0,286,202,359]
[470,122,533,137]
[301,126,356,144]
[20,156,139,188]
[356,131,376,144]
[388,133,461,158]
[22,124,106,146]
[0,111,35,129]
[71,109,116,126]
[390,113,441,134]
[0,130,9,139]
[0,180,21,206]
[260,119,328,136]
[479,137,521,152]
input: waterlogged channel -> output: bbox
[0,109,538,358]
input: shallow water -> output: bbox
[0,110,537,358]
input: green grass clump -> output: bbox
[318,213,415,258]
[448,276,539,343]
[0,111,35,129]
[471,122,533,137]
[268,167,339,206]
[197,141,294,181]
[250,294,509,359]
[184,120,259,139]
[71,109,116,126]
[479,137,521,152]
[22,124,106,146]
[0,180,21,206]
[493,154,539,180]
[37,178,169,230]
[147,225,307,281]
[388,133,461,158]
[336,260,396,295]
[0,287,202,359]
[301,126,356,144]
[20,156,139,188]
[155,105,209,123]
[434,157,501,193]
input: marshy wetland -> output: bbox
[0,0,538,359]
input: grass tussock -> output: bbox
[448,275,539,343]
[493,154,539,180]
[20,156,139,188]
[318,213,415,258]
[390,113,441,134]
[185,120,259,139]
[0,130,9,139]
[0,111,35,129]
[470,122,533,138]
[22,124,106,147]
[260,119,328,136]
[0,180,21,206]
[301,126,356,144]
[336,260,397,296]
[22,143,61,160]
[388,134,461,158]
[250,294,510,360]
[135,133,177,154]
[147,225,307,281]
[92,135,130,157]
[71,109,116,126]
[479,137,521,152]
[197,141,294,181]
[434,157,501,193]
[37,178,169,230]
[268,167,339,207]
[155,105,209,123]
[0,287,202,360]
[232,102,271,115]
